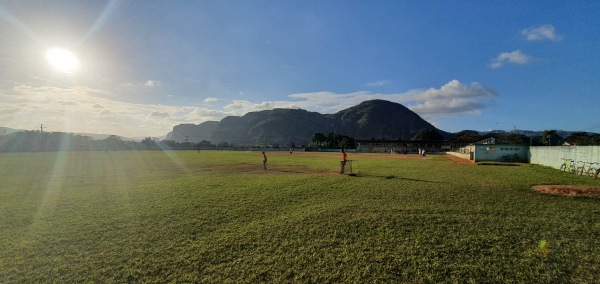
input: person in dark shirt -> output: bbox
[262,151,268,170]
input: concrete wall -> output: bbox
[357,146,441,154]
[473,144,528,162]
[529,146,600,169]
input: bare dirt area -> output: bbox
[355,153,426,160]
[280,151,426,160]
[301,152,430,160]
[444,154,473,164]
[203,161,335,175]
[532,185,600,198]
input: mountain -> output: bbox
[328,100,449,140]
[165,100,449,146]
[211,108,331,145]
[0,127,141,141]
[165,121,219,142]
[479,129,580,140]
[0,127,23,135]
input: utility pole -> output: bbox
[39,124,45,151]
[530,131,533,146]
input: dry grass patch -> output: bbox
[444,154,473,164]
[532,185,600,198]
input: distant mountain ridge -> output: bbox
[0,127,143,141]
[165,100,450,145]
[0,100,591,145]
[0,127,22,135]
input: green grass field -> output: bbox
[1,150,599,283]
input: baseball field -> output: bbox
[1,150,599,283]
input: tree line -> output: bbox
[0,131,299,152]
[454,129,600,146]
[0,131,154,152]
[1,129,598,153]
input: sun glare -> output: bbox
[45,48,80,74]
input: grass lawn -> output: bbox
[1,150,599,283]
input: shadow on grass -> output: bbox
[477,162,521,166]
[273,168,316,174]
[350,173,444,183]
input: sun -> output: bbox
[45,48,80,74]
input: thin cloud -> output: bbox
[224,100,277,112]
[416,80,497,101]
[204,97,218,103]
[489,50,532,69]
[410,99,485,116]
[521,24,562,42]
[222,80,497,119]
[149,111,170,118]
[0,85,227,137]
[398,80,496,116]
[1,81,498,137]
[145,80,156,87]
[365,80,392,87]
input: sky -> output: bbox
[0,0,599,138]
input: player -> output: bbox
[262,151,268,170]
[340,149,347,174]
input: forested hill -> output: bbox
[165,100,450,145]
[327,100,447,141]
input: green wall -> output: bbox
[473,144,528,162]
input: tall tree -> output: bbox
[453,130,482,143]
[565,132,600,145]
[141,137,158,149]
[309,132,356,149]
[540,130,562,146]
[411,128,444,141]
[496,133,529,145]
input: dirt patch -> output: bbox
[199,162,335,175]
[295,152,425,160]
[532,185,600,198]
[445,154,473,164]
[356,153,426,160]
[205,164,359,176]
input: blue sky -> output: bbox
[0,0,598,138]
